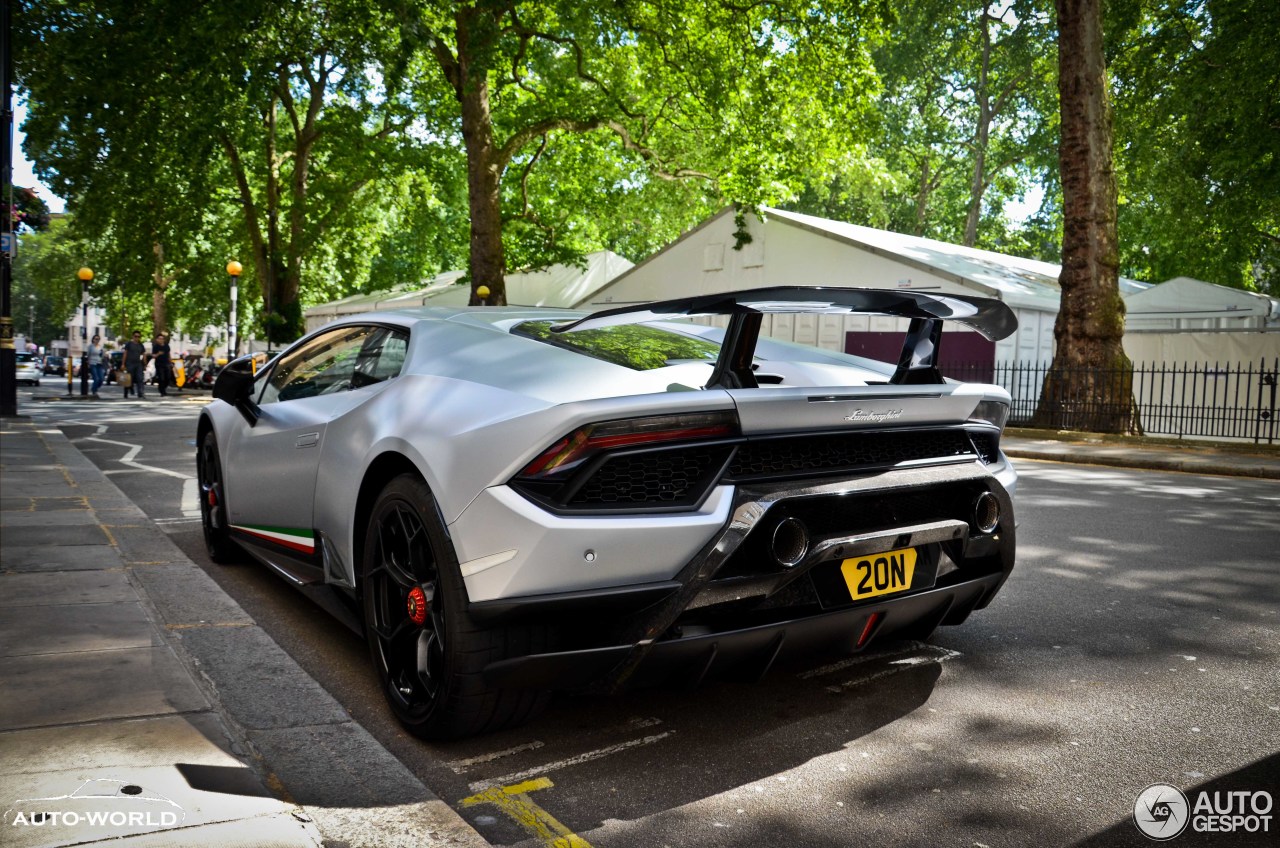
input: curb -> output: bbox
[1002,445,1280,479]
[37,423,490,848]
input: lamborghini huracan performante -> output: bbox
[198,287,1019,739]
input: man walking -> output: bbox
[122,330,148,399]
[151,333,173,396]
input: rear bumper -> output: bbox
[473,460,1015,692]
[482,572,1002,691]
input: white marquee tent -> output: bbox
[578,206,1152,366]
[304,250,633,332]
[1121,276,1280,365]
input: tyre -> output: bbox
[362,474,549,739]
[197,431,238,563]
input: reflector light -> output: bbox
[857,612,882,648]
[407,587,428,626]
[968,400,1010,431]
[521,411,738,478]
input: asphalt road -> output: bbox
[28,389,1280,848]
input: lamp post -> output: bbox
[226,260,241,359]
[78,267,92,396]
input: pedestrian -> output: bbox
[152,333,173,397]
[121,330,148,399]
[87,334,106,396]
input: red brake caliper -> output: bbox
[406,586,429,626]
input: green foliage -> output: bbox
[11,219,83,346]
[1110,0,1280,292]
[17,0,468,342]
[14,0,1277,333]
[397,0,888,295]
[789,0,1058,255]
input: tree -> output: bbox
[1035,0,1132,433]
[11,218,82,348]
[788,0,1060,255]
[18,0,461,343]
[1110,0,1280,292]
[956,0,1057,248]
[396,0,884,304]
[18,0,248,339]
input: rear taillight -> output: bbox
[520,411,739,478]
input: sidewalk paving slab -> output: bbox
[1,419,489,848]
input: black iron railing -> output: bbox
[944,358,1279,444]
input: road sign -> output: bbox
[0,232,14,257]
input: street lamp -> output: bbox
[78,267,93,396]
[226,260,241,359]
[476,285,490,307]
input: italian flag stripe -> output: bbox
[232,524,316,554]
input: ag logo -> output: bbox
[1134,783,1190,840]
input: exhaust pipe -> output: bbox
[771,517,810,568]
[973,491,1001,534]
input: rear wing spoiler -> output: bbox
[552,286,1018,388]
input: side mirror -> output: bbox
[212,355,260,425]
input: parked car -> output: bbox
[42,355,66,376]
[198,287,1019,739]
[15,352,41,386]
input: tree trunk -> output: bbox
[451,9,507,306]
[964,10,994,248]
[914,156,932,236]
[1034,0,1133,434]
[460,85,507,306]
[151,242,169,335]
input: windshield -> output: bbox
[512,320,721,371]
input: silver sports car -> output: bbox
[199,287,1019,739]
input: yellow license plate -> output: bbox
[841,548,917,601]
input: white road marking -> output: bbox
[467,731,675,792]
[81,436,193,480]
[447,742,547,774]
[448,718,664,774]
[824,645,961,694]
[181,477,200,517]
[62,419,109,436]
[796,642,930,679]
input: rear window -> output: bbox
[513,320,721,371]
[16,353,34,363]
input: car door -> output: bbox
[224,325,380,579]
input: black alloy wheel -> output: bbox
[361,474,551,739]
[197,431,237,563]
[364,490,446,719]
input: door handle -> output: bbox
[295,432,320,449]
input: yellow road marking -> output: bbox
[460,776,591,847]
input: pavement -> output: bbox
[0,417,488,848]
[1002,427,1280,479]
[0,413,1276,848]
